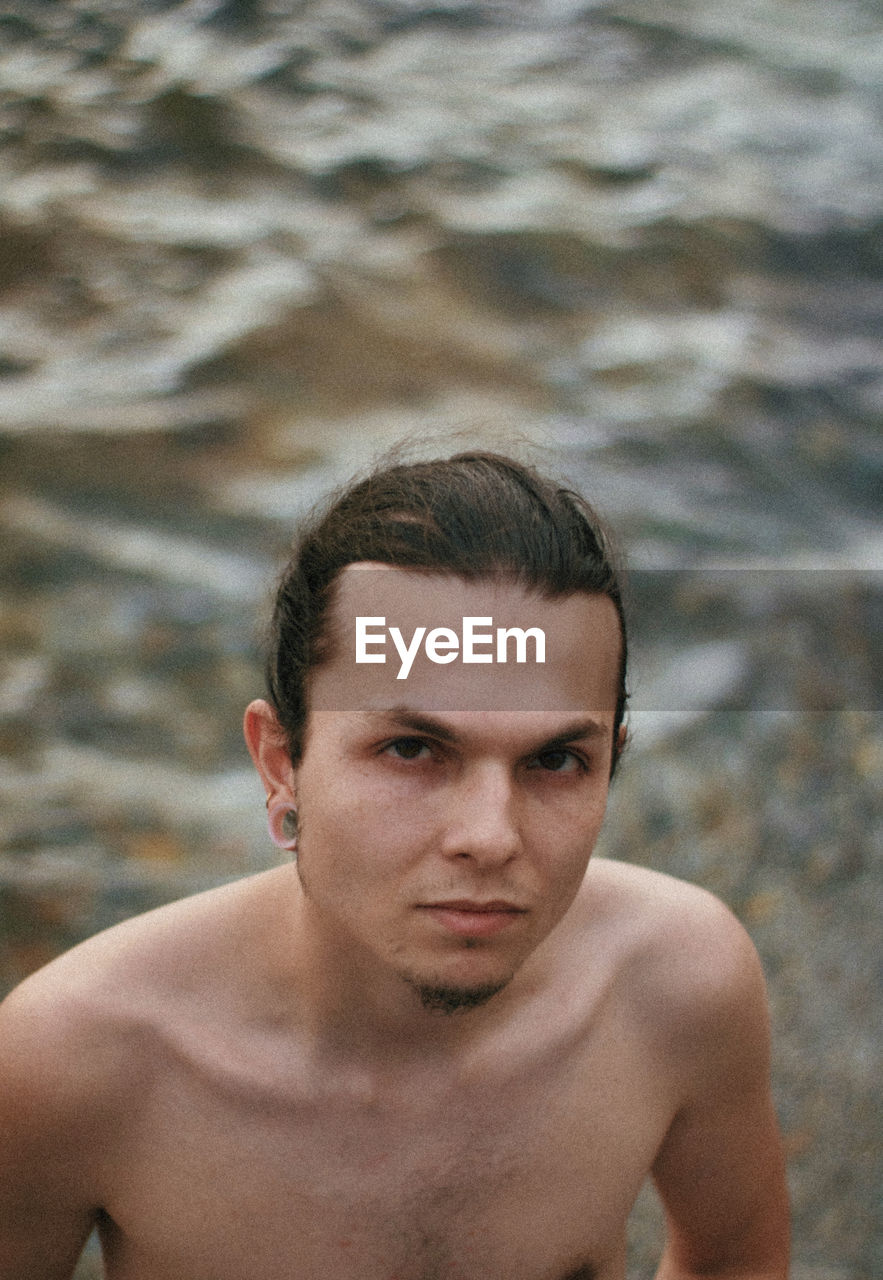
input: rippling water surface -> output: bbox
[0,3,880,1276]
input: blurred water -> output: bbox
[0,3,880,1277]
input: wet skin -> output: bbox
[0,570,789,1280]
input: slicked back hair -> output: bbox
[265,451,628,776]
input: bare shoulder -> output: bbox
[0,870,286,1265]
[0,867,289,1123]
[585,855,757,952]
[580,858,770,1069]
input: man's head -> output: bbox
[247,451,628,1017]
[264,450,628,777]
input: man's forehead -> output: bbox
[310,564,622,717]
[331,563,615,621]
[333,563,541,608]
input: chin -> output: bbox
[409,979,508,1016]
[401,964,514,1015]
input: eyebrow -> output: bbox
[366,707,610,750]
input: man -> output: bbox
[0,451,789,1279]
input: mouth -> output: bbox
[417,899,526,938]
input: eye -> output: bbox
[530,749,586,774]
[385,737,431,761]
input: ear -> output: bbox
[243,699,296,801]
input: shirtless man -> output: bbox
[0,451,790,1279]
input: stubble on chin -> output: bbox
[404,976,510,1016]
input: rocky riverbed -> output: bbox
[0,2,880,1276]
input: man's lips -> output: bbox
[417,900,526,938]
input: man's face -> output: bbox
[290,567,623,1015]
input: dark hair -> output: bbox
[265,450,628,775]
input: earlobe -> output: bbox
[243,699,296,799]
[267,798,299,851]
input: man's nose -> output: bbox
[441,764,522,865]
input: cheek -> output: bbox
[534,791,609,866]
[297,773,431,884]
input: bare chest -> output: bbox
[99,1031,669,1280]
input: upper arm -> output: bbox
[0,982,104,1278]
[649,898,790,1278]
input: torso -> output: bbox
[99,1039,658,1279]
[48,861,703,1279]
